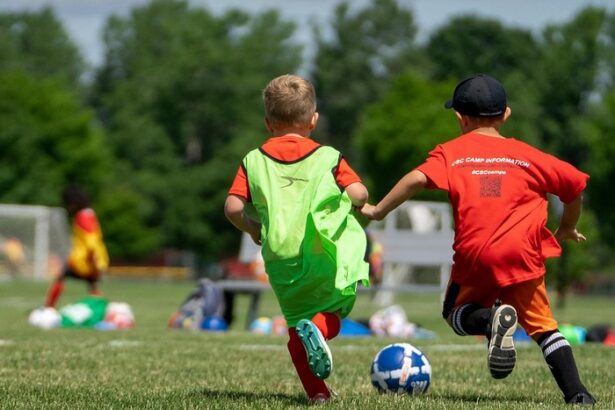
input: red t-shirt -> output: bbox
[229,135,362,201]
[416,132,589,287]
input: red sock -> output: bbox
[45,281,64,308]
[311,312,341,340]
[287,329,330,399]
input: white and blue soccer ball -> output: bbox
[370,343,431,394]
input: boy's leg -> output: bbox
[311,312,341,339]
[87,276,102,296]
[295,312,339,380]
[45,278,65,308]
[45,266,73,308]
[504,278,595,404]
[443,281,517,379]
[535,330,595,404]
[287,328,331,400]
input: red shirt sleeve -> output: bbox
[335,157,362,188]
[228,165,251,201]
[536,152,589,204]
[75,209,99,233]
[415,144,449,191]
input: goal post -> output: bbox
[0,204,70,280]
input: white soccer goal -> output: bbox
[0,205,70,280]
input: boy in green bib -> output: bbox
[225,74,370,403]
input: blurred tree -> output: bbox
[424,16,543,147]
[582,10,615,254]
[96,185,164,260]
[425,16,539,82]
[546,204,599,308]
[532,8,607,304]
[354,71,456,201]
[311,0,422,159]
[580,91,615,252]
[93,0,302,261]
[0,71,110,204]
[0,7,84,88]
[532,7,606,165]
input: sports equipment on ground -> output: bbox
[200,316,228,331]
[249,317,273,335]
[487,304,518,379]
[370,343,431,394]
[28,307,61,329]
[296,319,332,379]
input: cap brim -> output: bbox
[444,99,453,109]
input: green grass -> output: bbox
[0,279,614,409]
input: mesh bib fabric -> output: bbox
[244,145,369,326]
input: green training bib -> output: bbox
[244,145,369,326]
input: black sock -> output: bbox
[450,304,491,336]
[537,330,587,401]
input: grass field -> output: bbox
[0,278,614,409]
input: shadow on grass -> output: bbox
[433,391,554,405]
[195,388,306,406]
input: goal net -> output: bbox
[0,204,70,280]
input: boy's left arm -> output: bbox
[554,195,586,243]
[224,195,262,245]
[345,182,369,208]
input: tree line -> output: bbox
[1,0,614,293]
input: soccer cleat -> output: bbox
[565,391,596,406]
[296,319,333,380]
[308,390,337,405]
[487,304,517,379]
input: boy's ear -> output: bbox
[454,111,466,127]
[264,117,274,133]
[309,112,319,130]
[503,106,512,122]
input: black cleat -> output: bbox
[566,391,596,406]
[487,304,517,379]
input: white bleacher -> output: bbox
[366,200,454,305]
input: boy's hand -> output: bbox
[249,230,262,246]
[245,218,262,245]
[360,203,382,221]
[554,228,586,243]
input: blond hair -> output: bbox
[263,74,316,128]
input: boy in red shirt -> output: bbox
[361,74,595,405]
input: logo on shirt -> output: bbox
[281,176,308,188]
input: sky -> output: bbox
[1,0,614,69]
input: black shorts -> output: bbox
[441,281,461,319]
[62,266,99,284]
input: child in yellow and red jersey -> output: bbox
[45,186,109,308]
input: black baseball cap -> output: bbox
[444,74,507,117]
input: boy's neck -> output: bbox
[270,128,312,138]
[468,127,504,139]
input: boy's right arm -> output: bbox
[224,195,262,245]
[554,195,586,243]
[361,170,427,221]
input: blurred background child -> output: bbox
[45,185,109,308]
